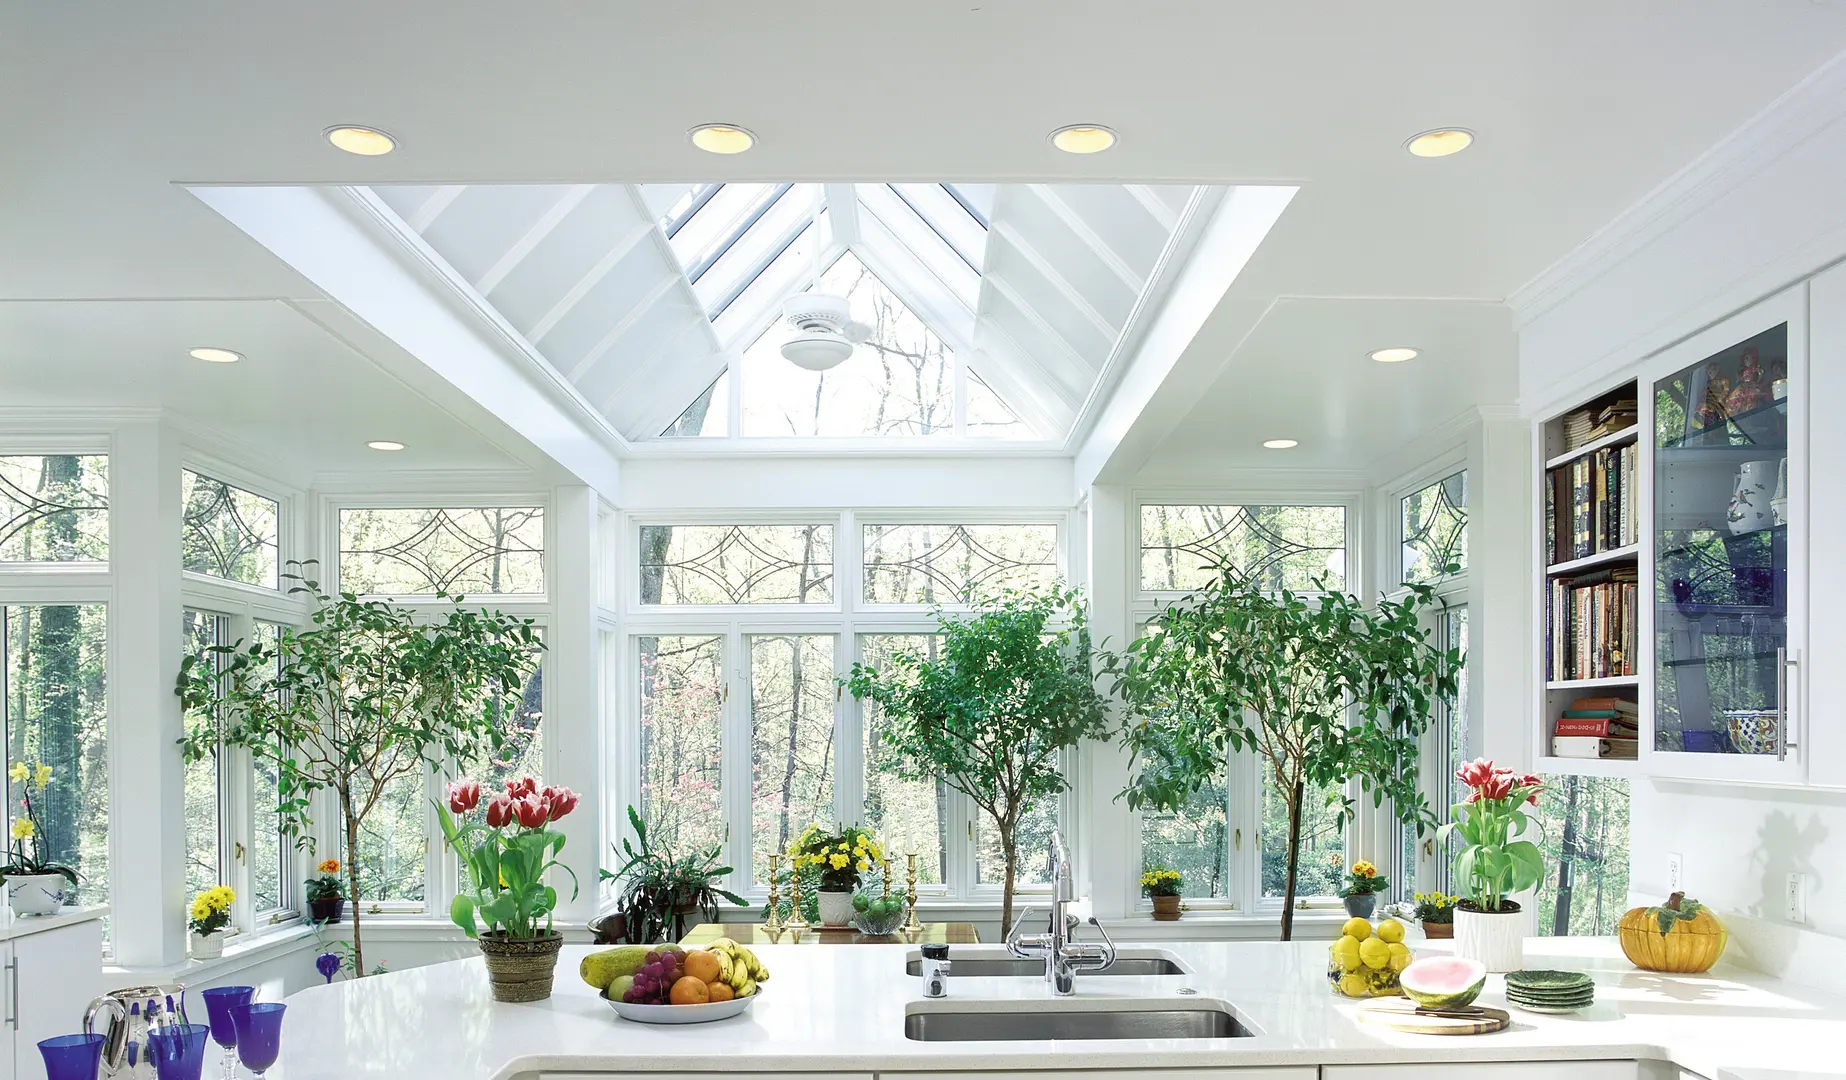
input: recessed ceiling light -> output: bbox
[1405,129,1474,158]
[688,124,755,154]
[1262,439,1299,449]
[189,347,243,364]
[1050,125,1118,154]
[366,440,405,451]
[1370,347,1420,363]
[324,126,397,156]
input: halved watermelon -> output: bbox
[1399,955,1486,1010]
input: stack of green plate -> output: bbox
[1504,970,1594,1013]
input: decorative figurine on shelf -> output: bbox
[1770,356,1789,403]
[1725,346,1771,418]
[1693,360,1731,430]
[1728,459,1778,535]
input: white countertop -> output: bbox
[0,904,106,942]
[277,935,1846,1080]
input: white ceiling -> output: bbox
[4,2,1846,478]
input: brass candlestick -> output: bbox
[902,852,922,933]
[763,853,784,936]
[785,860,811,940]
[881,857,893,899]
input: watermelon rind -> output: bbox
[1399,956,1487,1010]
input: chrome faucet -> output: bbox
[1004,830,1116,994]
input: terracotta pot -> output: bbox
[308,897,345,924]
[1454,901,1525,972]
[1151,894,1182,921]
[1421,921,1454,940]
[478,931,564,1002]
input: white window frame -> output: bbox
[621,508,1077,905]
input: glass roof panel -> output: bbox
[966,371,1032,439]
[660,372,729,438]
[693,184,823,317]
[889,183,988,270]
[856,184,981,312]
[667,183,787,281]
[711,212,829,347]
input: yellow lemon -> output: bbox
[1332,934,1362,972]
[1387,942,1412,972]
[1358,935,1391,970]
[1376,918,1405,944]
[1338,972,1371,998]
[1341,916,1372,940]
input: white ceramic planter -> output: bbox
[817,890,856,928]
[1453,905,1525,972]
[191,930,225,960]
[3,872,68,916]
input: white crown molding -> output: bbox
[165,411,312,493]
[308,468,544,496]
[1508,49,1846,326]
[0,405,161,429]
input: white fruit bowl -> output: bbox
[601,991,756,1024]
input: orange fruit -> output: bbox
[669,976,710,1005]
[707,981,735,1002]
[683,950,722,984]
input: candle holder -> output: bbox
[763,854,784,937]
[903,852,922,934]
[881,857,893,900]
[785,860,811,941]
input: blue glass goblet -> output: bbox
[39,1033,106,1080]
[147,1023,210,1080]
[229,1002,285,1080]
[199,986,255,1080]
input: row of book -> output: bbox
[1546,567,1638,683]
[1544,442,1639,566]
[1560,397,1638,452]
[1551,696,1639,760]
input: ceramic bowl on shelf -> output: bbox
[602,992,755,1025]
[1724,709,1779,756]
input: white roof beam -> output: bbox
[1026,185,1143,291]
[566,273,684,380]
[526,216,654,342]
[474,184,596,296]
[982,274,1099,391]
[1124,185,1181,233]
[825,184,860,244]
[990,220,1121,339]
[407,185,466,233]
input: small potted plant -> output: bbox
[305,859,345,924]
[1413,891,1458,939]
[2,761,75,916]
[436,777,580,1002]
[1338,860,1389,919]
[1438,759,1545,972]
[787,823,884,927]
[188,885,235,958]
[1140,867,1184,920]
[606,807,748,943]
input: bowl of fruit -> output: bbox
[582,940,769,1024]
[849,891,906,936]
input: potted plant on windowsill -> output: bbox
[1141,867,1183,920]
[1337,860,1389,919]
[788,824,884,927]
[305,859,345,924]
[2,761,76,916]
[604,806,747,944]
[1439,759,1545,972]
[436,777,580,1002]
[1413,891,1457,939]
[188,886,234,959]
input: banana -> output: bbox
[735,976,757,997]
[744,946,769,981]
[713,948,734,983]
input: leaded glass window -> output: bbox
[862,523,1059,604]
[1401,471,1467,585]
[182,470,279,588]
[338,507,544,595]
[637,524,833,605]
[1139,504,1346,592]
[0,455,108,564]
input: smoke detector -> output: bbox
[779,293,867,371]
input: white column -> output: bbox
[1082,484,1136,920]
[547,485,603,923]
[1472,409,1534,769]
[109,420,186,966]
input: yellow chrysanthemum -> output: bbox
[856,859,871,873]
[10,817,33,840]
[32,764,49,788]
[1352,861,1378,878]
[6,762,26,783]
[829,853,849,870]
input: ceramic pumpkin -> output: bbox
[1618,891,1727,973]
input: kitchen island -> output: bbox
[276,936,1846,1080]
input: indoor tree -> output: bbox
[843,585,1109,935]
[1107,569,1459,940]
[177,563,541,975]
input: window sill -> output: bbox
[105,923,321,985]
[1098,911,1353,941]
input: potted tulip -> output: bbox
[1337,860,1389,919]
[305,859,345,924]
[436,777,580,1002]
[1438,759,1545,972]
[1413,891,1457,939]
[1141,867,1183,920]
[1,761,76,916]
[188,885,234,958]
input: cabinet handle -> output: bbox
[7,957,17,1029]
[1778,648,1799,760]
[1234,828,1241,852]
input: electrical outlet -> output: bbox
[1667,852,1683,892]
[1787,872,1807,923]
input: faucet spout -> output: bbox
[1004,830,1114,995]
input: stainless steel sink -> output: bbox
[904,956,1184,977]
[904,1004,1249,1041]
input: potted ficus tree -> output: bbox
[1439,759,1545,971]
[1108,568,1459,941]
[176,562,541,976]
[844,586,1110,936]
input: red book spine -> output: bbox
[1554,718,1635,736]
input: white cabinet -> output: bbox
[885,1071,1314,1080]
[1326,1063,1642,1080]
[1803,260,1846,788]
[3,915,105,1080]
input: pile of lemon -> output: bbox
[1327,916,1413,998]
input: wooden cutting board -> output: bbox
[1355,998,1511,1035]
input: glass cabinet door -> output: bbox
[1653,323,1792,757]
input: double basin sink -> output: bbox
[901,949,1250,1042]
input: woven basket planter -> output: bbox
[478,931,564,1002]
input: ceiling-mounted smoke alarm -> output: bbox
[779,293,868,371]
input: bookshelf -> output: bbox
[1535,380,1641,771]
